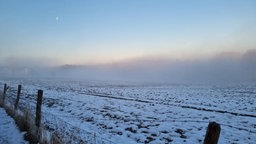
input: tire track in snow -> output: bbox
[81,92,256,118]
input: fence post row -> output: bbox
[15,85,22,109]
[36,89,43,127]
[204,122,221,144]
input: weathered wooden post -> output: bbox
[204,122,221,144]
[3,84,7,100]
[15,85,22,109]
[35,90,43,127]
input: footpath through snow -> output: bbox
[0,107,28,144]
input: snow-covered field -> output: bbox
[1,79,255,143]
[0,107,28,144]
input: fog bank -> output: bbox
[0,49,255,84]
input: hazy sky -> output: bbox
[1,0,256,65]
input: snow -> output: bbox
[0,107,28,144]
[0,80,255,143]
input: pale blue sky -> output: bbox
[1,0,256,65]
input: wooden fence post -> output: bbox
[15,85,22,109]
[3,84,7,100]
[204,122,221,144]
[36,90,43,127]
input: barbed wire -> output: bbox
[1,90,116,144]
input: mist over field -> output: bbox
[0,49,255,84]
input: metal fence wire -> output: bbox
[1,87,116,144]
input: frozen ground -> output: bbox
[1,79,255,143]
[0,107,28,144]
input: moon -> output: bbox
[55,17,59,21]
